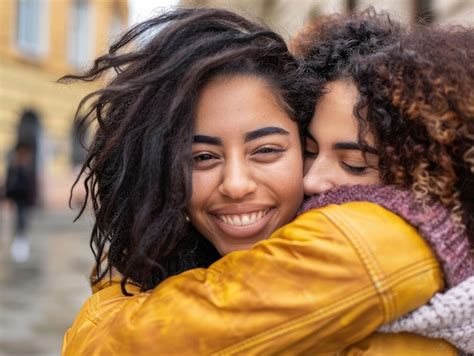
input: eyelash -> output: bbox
[193,153,217,162]
[192,146,284,166]
[304,150,368,175]
[255,146,285,155]
[341,162,368,175]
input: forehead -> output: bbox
[310,80,359,140]
[194,75,295,136]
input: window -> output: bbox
[68,0,94,69]
[16,0,48,58]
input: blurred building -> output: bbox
[0,0,128,209]
[181,0,474,37]
[2,0,471,208]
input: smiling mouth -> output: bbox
[215,209,271,227]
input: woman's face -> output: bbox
[304,80,381,196]
[188,75,304,255]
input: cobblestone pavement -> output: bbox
[0,203,94,356]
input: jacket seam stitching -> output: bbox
[326,207,396,322]
[86,293,147,325]
[212,258,437,355]
[86,294,101,325]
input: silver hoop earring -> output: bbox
[185,213,190,223]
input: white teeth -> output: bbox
[250,213,257,224]
[217,209,269,227]
[232,216,241,226]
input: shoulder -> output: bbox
[62,283,146,355]
[275,201,442,306]
[80,282,145,324]
[287,201,424,248]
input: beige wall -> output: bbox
[434,0,474,25]
[0,0,127,209]
[180,0,327,38]
[182,0,474,38]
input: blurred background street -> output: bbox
[0,203,92,355]
[1,0,473,355]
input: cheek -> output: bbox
[282,151,304,191]
[366,173,382,185]
[303,157,313,175]
[268,149,304,213]
[188,171,216,216]
[278,173,304,212]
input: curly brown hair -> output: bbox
[292,9,402,133]
[360,27,474,246]
[297,12,474,247]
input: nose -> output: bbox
[218,157,257,200]
[303,159,336,196]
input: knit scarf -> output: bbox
[300,185,474,353]
[381,275,474,354]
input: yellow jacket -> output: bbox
[62,202,456,355]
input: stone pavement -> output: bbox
[0,202,94,356]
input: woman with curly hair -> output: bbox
[298,14,474,353]
[63,8,450,355]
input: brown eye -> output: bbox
[194,153,215,162]
[251,146,286,163]
[255,147,285,155]
[192,152,219,169]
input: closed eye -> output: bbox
[341,162,368,175]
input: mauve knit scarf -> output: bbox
[299,184,474,287]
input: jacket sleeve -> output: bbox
[346,333,457,355]
[62,202,444,355]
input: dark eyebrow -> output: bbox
[244,127,289,143]
[193,135,222,146]
[333,142,378,155]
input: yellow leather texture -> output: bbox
[345,332,457,355]
[62,202,445,355]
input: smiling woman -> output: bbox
[60,7,305,293]
[189,75,303,254]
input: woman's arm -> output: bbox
[63,202,443,355]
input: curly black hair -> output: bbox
[61,8,304,293]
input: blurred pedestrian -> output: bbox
[5,142,36,262]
